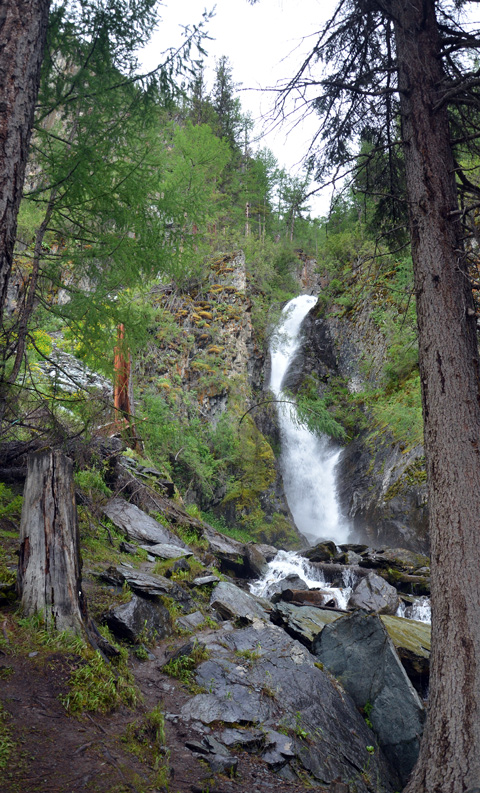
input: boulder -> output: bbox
[304,540,336,562]
[104,566,192,607]
[267,574,309,601]
[348,571,399,615]
[176,611,206,632]
[210,582,269,622]
[313,611,425,785]
[181,621,399,791]
[244,543,268,578]
[203,530,248,576]
[104,594,172,643]
[104,498,187,547]
[271,602,341,649]
[380,614,430,693]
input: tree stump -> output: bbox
[17,449,85,633]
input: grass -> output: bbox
[162,640,210,692]
[123,705,170,790]
[0,703,14,770]
[61,643,140,714]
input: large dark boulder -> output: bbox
[104,594,172,643]
[210,581,269,622]
[181,622,399,791]
[313,611,425,785]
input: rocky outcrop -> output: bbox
[313,612,425,786]
[287,299,429,552]
[182,620,400,791]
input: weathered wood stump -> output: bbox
[17,449,85,633]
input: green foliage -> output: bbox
[371,374,423,447]
[62,646,139,714]
[74,467,111,499]
[294,378,347,442]
[0,484,23,522]
[162,640,210,691]
[0,704,14,771]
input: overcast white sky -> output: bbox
[140,0,337,216]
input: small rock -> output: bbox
[119,541,137,554]
[140,543,193,560]
[190,575,220,587]
[177,611,207,631]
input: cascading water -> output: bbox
[270,295,350,546]
[251,295,432,625]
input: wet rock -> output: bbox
[348,571,399,615]
[210,582,269,622]
[139,543,192,559]
[255,543,279,562]
[268,574,309,601]
[313,611,425,785]
[271,602,341,648]
[281,588,337,607]
[244,543,269,578]
[182,621,399,791]
[304,540,337,562]
[380,614,430,693]
[334,550,362,565]
[104,594,172,643]
[104,498,187,547]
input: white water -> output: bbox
[396,596,431,624]
[270,295,350,545]
[250,549,353,610]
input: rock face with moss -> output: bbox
[288,297,429,552]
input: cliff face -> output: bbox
[285,295,428,553]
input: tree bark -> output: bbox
[0,0,50,325]
[17,449,85,633]
[388,2,480,791]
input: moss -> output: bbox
[384,457,427,501]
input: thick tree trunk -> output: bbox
[389,2,480,791]
[17,450,85,633]
[0,0,50,325]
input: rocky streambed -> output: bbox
[93,479,432,793]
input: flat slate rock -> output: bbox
[181,621,398,792]
[104,498,187,547]
[176,611,206,631]
[271,602,342,648]
[190,575,220,587]
[210,581,269,622]
[139,543,192,559]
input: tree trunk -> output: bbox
[390,2,480,790]
[0,0,50,325]
[17,449,85,633]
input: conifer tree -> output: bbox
[266,0,480,789]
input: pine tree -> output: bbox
[269,1,480,789]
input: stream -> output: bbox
[253,295,431,624]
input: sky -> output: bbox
[140,0,337,216]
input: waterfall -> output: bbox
[270,295,350,545]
